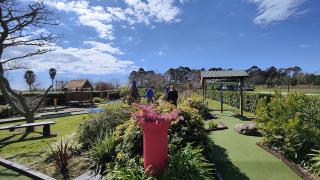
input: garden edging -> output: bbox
[256,142,317,180]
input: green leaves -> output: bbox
[256,93,320,169]
[162,144,213,180]
[88,134,116,176]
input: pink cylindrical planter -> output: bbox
[141,122,170,176]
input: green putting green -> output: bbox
[208,111,301,180]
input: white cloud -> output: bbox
[248,0,307,25]
[3,44,134,75]
[124,0,181,24]
[47,0,182,39]
[83,41,123,55]
[157,51,163,55]
[49,1,115,39]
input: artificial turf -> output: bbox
[207,110,301,180]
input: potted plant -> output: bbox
[133,104,179,176]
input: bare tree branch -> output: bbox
[31,85,52,113]
[1,48,54,64]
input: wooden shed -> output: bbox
[64,79,93,105]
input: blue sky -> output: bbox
[5,0,320,90]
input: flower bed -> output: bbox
[44,98,216,179]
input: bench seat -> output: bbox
[0,121,56,136]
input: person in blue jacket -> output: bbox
[146,86,154,103]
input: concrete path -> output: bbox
[0,108,88,124]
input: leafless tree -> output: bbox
[0,0,58,132]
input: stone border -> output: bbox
[205,121,228,132]
[0,157,56,180]
[256,142,317,180]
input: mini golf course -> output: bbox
[208,111,301,180]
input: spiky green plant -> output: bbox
[161,144,214,180]
[88,134,116,176]
[308,149,320,176]
[48,138,74,179]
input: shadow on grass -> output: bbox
[211,143,249,180]
[0,170,25,179]
[0,132,55,149]
[232,114,254,121]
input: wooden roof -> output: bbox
[201,70,249,79]
[64,79,92,89]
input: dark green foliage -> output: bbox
[88,134,116,176]
[109,91,121,100]
[256,92,320,163]
[161,144,213,180]
[77,104,131,149]
[307,149,320,176]
[210,91,273,113]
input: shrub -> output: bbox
[207,121,218,128]
[187,95,210,119]
[108,159,154,180]
[114,119,143,160]
[210,91,273,113]
[307,149,320,176]
[88,134,116,176]
[256,92,320,163]
[119,87,130,98]
[93,97,104,103]
[77,104,131,149]
[169,102,208,153]
[162,144,213,180]
[155,92,162,100]
[109,91,121,100]
[48,138,74,179]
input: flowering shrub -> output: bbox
[132,104,180,124]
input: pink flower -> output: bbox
[133,103,180,124]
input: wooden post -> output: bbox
[43,125,51,136]
[202,78,205,100]
[220,83,223,113]
[240,78,244,117]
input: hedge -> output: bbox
[209,91,273,113]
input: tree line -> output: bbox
[128,66,320,89]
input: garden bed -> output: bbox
[205,121,228,132]
[257,142,317,180]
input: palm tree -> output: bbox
[24,70,36,92]
[49,68,56,91]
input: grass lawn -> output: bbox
[0,165,32,180]
[0,114,89,179]
[207,110,300,180]
[254,85,320,95]
[207,98,256,119]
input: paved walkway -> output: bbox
[208,111,301,180]
[0,108,88,124]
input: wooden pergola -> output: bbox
[201,70,249,116]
